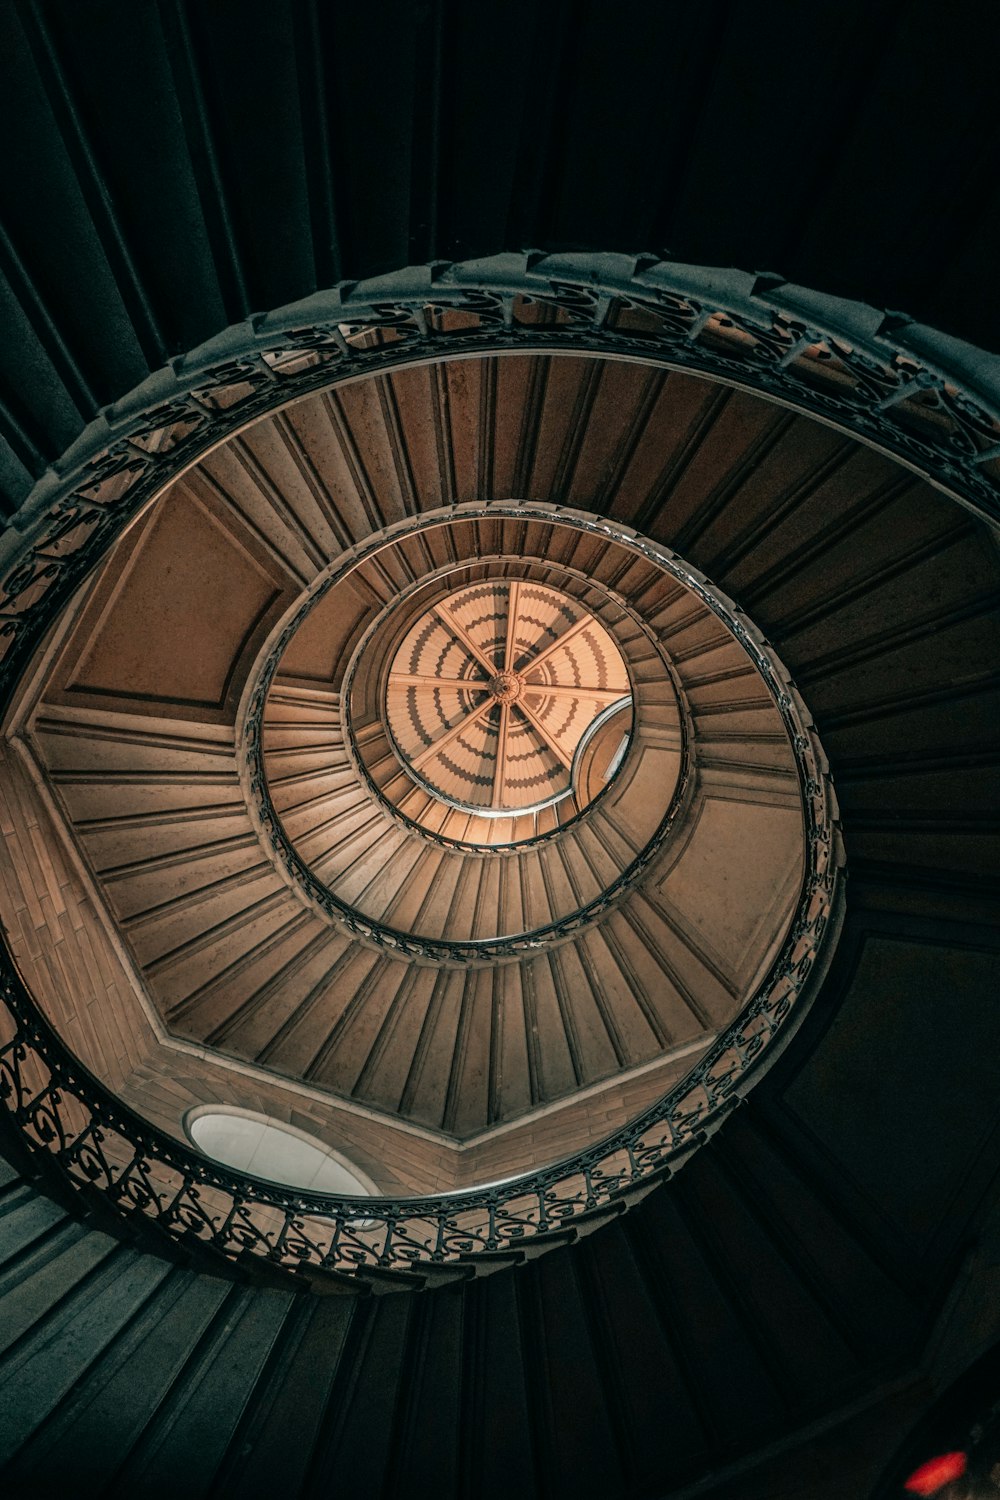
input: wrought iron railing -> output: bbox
[241,509,700,961]
[0,656,841,1285]
[3,254,999,726]
[0,796,836,1286]
[0,256,872,1284]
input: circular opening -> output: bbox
[384,579,632,818]
[186,1108,376,1196]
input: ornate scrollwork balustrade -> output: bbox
[0,252,896,1284]
[4,253,1000,715]
[0,714,837,1286]
[0,640,841,1283]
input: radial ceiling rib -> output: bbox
[489,579,523,807]
[390,673,489,691]
[431,602,498,677]
[492,700,510,808]
[504,578,520,672]
[513,699,574,771]
[409,697,495,772]
[519,613,595,677]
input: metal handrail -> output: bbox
[0,257,879,1284]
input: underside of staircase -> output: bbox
[0,3,999,1498]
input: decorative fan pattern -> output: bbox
[385,582,631,814]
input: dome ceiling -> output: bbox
[7,350,835,1193]
[383,579,631,817]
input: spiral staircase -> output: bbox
[0,4,999,1498]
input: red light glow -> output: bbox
[904,1451,968,1495]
